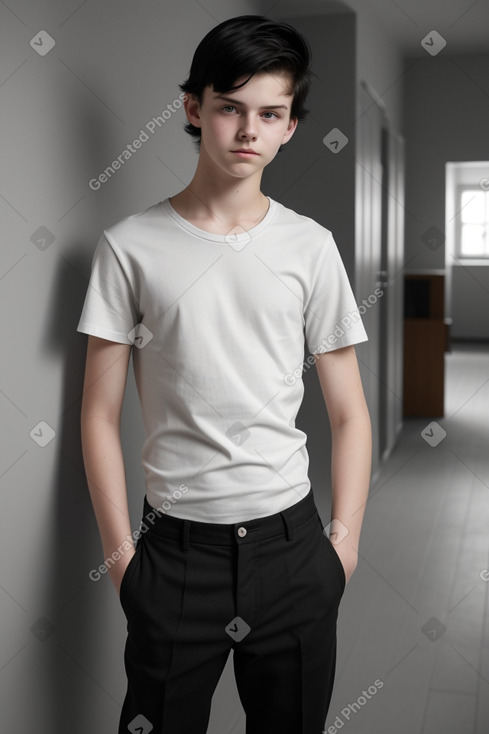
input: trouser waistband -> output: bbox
[139,488,318,549]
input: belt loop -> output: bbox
[281,510,294,542]
[182,519,191,552]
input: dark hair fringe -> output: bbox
[179,15,312,144]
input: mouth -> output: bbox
[231,149,259,157]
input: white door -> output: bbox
[355,83,405,477]
[355,82,385,479]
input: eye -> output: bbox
[262,111,279,120]
[221,105,237,113]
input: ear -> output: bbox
[281,116,299,145]
[183,92,202,129]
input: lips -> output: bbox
[232,149,259,155]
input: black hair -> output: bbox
[179,15,312,144]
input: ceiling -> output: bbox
[267,0,489,56]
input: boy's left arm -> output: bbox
[314,345,372,583]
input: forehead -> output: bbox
[207,71,294,105]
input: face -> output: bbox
[185,71,299,180]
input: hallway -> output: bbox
[329,342,489,733]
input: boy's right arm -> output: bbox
[80,334,134,597]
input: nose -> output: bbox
[238,114,257,141]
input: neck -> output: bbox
[173,146,268,229]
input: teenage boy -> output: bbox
[77,14,371,734]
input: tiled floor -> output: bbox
[329,342,489,733]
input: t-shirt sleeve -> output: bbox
[76,232,141,345]
[304,232,368,354]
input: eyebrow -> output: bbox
[214,94,289,110]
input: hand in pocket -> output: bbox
[330,541,357,584]
[110,548,137,598]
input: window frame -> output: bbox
[456,184,489,260]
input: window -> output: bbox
[457,185,489,258]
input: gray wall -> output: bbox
[0,2,260,733]
[342,0,404,134]
[451,265,489,339]
[403,54,489,339]
[1,1,404,732]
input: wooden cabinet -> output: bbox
[403,273,448,417]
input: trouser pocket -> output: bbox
[317,515,346,592]
[119,536,143,612]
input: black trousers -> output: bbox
[118,487,346,734]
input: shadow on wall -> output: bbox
[41,93,127,733]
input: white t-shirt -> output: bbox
[77,196,368,522]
